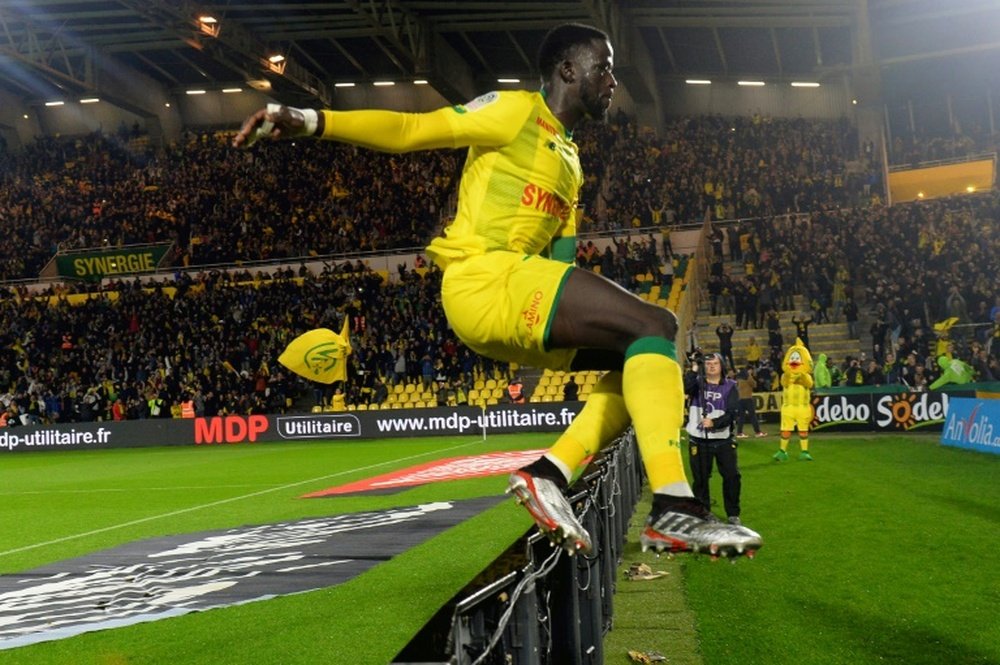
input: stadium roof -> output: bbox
[1,0,999,109]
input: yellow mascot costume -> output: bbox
[774,337,814,461]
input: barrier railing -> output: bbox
[446,431,642,665]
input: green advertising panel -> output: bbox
[54,244,171,281]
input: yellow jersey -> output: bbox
[318,90,582,268]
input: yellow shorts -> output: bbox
[440,252,577,370]
[780,404,813,433]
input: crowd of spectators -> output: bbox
[708,192,1000,388]
[3,107,999,427]
[1,111,879,284]
[0,131,460,280]
[581,111,877,232]
[0,231,681,425]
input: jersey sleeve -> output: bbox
[319,91,529,152]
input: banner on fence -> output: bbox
[940,396,1000,454]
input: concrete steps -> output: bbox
[695,295,863,367]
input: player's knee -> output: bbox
[636,307,678,341]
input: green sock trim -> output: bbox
[624,336,676,361]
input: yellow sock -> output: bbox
[546,372,630,479]
[779,435,790,452]
[800,436,809,452]
[621,337,691,497]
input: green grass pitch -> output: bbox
[2,432,999,664]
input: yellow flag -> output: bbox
[279,324,351,384]
[340,315,352,355]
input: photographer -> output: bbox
[684,353,744,524]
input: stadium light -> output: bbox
[44,101,64,106]
[186,89,207,95]
[966,186,976,193]
[264,53,287,75]
[197,15,220,37]
[791,82,820,88]
[222,88,243,93]
[413,79,428,85]
[373,81,395,86]
[334,82,356,88]
[685,79,712,85]
[738,80,765,87]
[79,98,100,104]
[497,78,521,84]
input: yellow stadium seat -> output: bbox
[541,395,553,402]
[584,372,598,385]
[486,397,499,406]
[474,379,485,390]
[356,404,368,411]
[392,403,403,409]
[347,404,356,411]
[538,376,550,387]
[468,389,480,401]
[485,379,497,390]
[415,401,426,408]
[405,383,417,394]
[393,384,404,394]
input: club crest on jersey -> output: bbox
[456,91,499,113]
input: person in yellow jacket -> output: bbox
[233,23,760,560]
[774,338,814,461]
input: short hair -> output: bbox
[537,23,609,77]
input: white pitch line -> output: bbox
[0,438,486,560]
[0,485,270,495]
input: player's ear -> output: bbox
[559,58,575,84]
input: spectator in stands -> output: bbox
[791,312,813,350]
[845,357,866,386]
[843,296,860,339]
[563,376,580,401]
[744,336,762,368]
[505,378,526,405]
[715,322,735,371]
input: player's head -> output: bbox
[538,23,616,120]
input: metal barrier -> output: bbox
[447,431,643,665]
